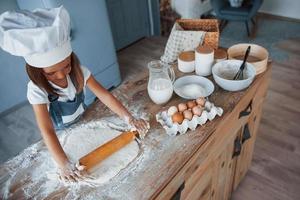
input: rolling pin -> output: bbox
[79,131,139,170]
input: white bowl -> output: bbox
[173,75,214,99]
[212,60,256,92]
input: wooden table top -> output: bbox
[0,63,271,200]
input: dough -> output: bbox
[62,127,139,184]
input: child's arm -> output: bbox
[32,104,85,182]
[86,75,149,136]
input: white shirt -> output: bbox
[27,65,91,124]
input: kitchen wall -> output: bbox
[0,0,29,114]
[211,0,300,20]
[170,0,300,20]
[260,0,300,20]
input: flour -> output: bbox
[0,116,146,199]
[62,126,139,185]
[178,83,206,98]
[0,99,151,199]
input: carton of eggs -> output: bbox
[156,98,223,136]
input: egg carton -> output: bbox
[156,101,223,136]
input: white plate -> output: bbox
[173,75,214,99]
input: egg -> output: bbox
[167,106,178,116]
[192,105,203,116]
[196,97,206,106]
[183,110,193,120]
[178,103,188,112]
[172,112,184,124]
[187,100,197,109]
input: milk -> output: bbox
[148,78,173,104]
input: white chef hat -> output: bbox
[0,6,72,68]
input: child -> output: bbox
[0,6,149,182]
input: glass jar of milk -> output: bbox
[147,60,175,104]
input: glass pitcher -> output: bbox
[147,60,175,104]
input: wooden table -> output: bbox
[0,63,271,200]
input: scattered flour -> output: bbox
[62,126,139,185]
[0,102,151,199]
[0,116,145,199]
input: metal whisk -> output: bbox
[233,46,251,80]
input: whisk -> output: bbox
[233,46,251,80]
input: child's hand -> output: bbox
[58,160,87,182]
[127,117,150,139]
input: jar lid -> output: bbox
[178,51,195,61]
[196,45,214,54]
[214,49,227,59]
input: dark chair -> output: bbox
[211,0,263,36]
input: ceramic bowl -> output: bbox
[212,60,256,92]
[227,43,269,74]
[173,75,214,99]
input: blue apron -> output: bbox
[48,80,86,130]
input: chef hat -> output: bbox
[0,6,72,68]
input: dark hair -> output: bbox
[25,52,84,96]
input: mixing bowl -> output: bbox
[212,60,256,92]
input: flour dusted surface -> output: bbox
[63,127,139,184]
[0,118,145,200]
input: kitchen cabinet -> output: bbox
[106,0,150,50]
[181,160,213,200]
[231,103,264,191]
[0,62,272,199]
[155,64,271,200]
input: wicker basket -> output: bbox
[176,19,219,49]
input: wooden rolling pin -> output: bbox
[79,131,138,170]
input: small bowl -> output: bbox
[212,60,256,92]
[227,43,269,74]
[173,75,214,99]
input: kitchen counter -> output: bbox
[0,62,271,200]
